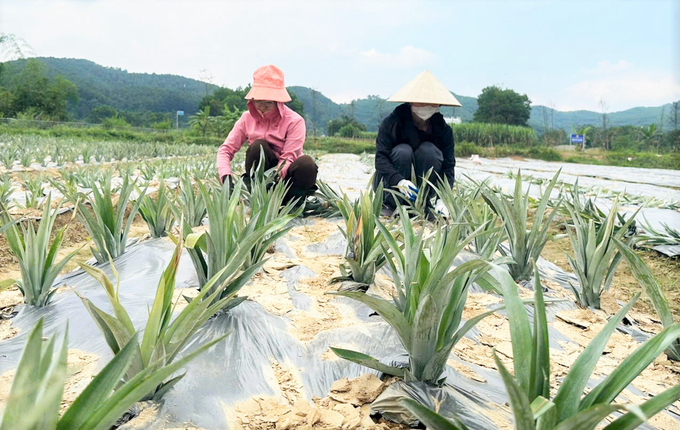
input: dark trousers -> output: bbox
[245,139,318,201]
[373,142,443,209]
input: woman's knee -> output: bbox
[247,139,268,155]
[414,141,443,165]
[415,141,441,156]
[294,155,318,175]
[391,144,414,163]
[288,155,318,188]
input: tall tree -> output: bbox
[669,101,679,131]
[327,115,366,136]
[473,85,531,126]
[189,106,211,137]
[6,59,78,120]
[0,33,34,62]
[638,124,661,153]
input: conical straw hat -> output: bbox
[387,70,462,106]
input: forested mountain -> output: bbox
[528,104,672,131]
[2,57,216,119]
[1,57,672,132]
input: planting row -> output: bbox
[0,134,215,171]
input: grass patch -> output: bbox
[304,136,375,154]
[0,123,222,146]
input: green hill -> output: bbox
[2,57,216,119]
[528,104,671,131]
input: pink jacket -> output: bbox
[216,101,306,179]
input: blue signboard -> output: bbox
[177,111,185,116]
[570,134,584,144]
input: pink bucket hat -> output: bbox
[244,65,292,103]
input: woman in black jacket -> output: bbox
[373,70,462,216]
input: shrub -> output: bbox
[454,141,480,157]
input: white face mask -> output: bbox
[411,105,439,121]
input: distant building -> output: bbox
[444,116,462,125]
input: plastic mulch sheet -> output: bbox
[1,223,678,428]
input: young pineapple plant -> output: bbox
[565,198,638,309]
[561,181,637,239]
[302,180,342,218]
[0,147,17,169]
[0,195,80,306]
[19,150,33,169]
[614,238,680,361]
[61,170,145,263]
[332,183,387,288]
[78,234,230,401]
[435,179,505,258]
[464,193,505,258]
[398,398,472,430]
[242,159,303,267]
[21,173,46,209]
[0,173,12,205]
[182,180,295,304]
[386,167,435,219]
[174,173,207,227]
[635,218,680,248]
[480,169,562,281]
[138,179,175,238]
[475,266,680,430]
[330,206,505,384]
[0,318,219,430]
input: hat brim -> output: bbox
[245,86,291,103]
[387,96,462,107]
[387,70,462,107]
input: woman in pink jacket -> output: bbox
[216,65,318,201]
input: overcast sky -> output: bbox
[2,0,679,112]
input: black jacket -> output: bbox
[374,103,455,187]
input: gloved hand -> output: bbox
[397,179,419,202]
[434,199,449,218]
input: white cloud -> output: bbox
[563,72,679,111]
[360,46,436,68]
[542,59,680,111]
[582,60,633,75]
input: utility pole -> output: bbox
[311,87,317,137]
[599,98,610,151]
